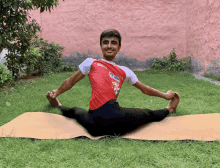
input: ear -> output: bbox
[118,45,121,51]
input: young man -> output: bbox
[46,29,180,136]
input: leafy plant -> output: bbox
[0,66,14,87]
[60,62,78,72]
[150,48,192,72]
[1,0,65,79]
[28,36,65,76]
[1,36,65,89]
[22,46,41,76]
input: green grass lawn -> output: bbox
[0,69,220,168]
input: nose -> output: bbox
[107,42,112,48]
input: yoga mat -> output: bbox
[0,112,220,141]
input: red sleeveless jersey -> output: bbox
[79,58,138,110]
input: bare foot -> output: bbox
[174,92,180,100]
[166,95,180,113]
[46,92,62,107]
[173,92,180,111]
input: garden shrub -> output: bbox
[22,46,41,76]
[150,48,192,73]
[60,62,78,72]
[26,37,65,76]
[0,66,14,88]
[3,36,65,80]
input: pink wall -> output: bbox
[29,0,220,73]
[29,0,186,61]
[186,0,220,72]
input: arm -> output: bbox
[132,80,167,99]
[56,69,86,96]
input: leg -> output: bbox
[117,93,180,125]
[58,106,101,136]
[46,92,89,121]
[117,106,169,124]
[46,92,100,136]
[45,93,180,137]
[85,100,169,136]
[58,106,87,118]
[91,96,180,136]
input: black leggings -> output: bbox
[58,99,169,137]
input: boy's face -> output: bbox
[101,36,121,62]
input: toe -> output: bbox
[49,92,53,97]
[46,92,52,100]
[175,92,180,99]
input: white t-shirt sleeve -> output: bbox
[120,66,138,85]
[78,58,95,75]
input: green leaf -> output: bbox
[4,2,11,7]
[13,3,18,11]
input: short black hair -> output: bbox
[100,29,121,47]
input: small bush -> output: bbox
[3,36,65,80]
[29,37,65,76]
[22,46,41,76]
[60,62,78,72]
[0,66,14,88]
[150,48,192,72]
